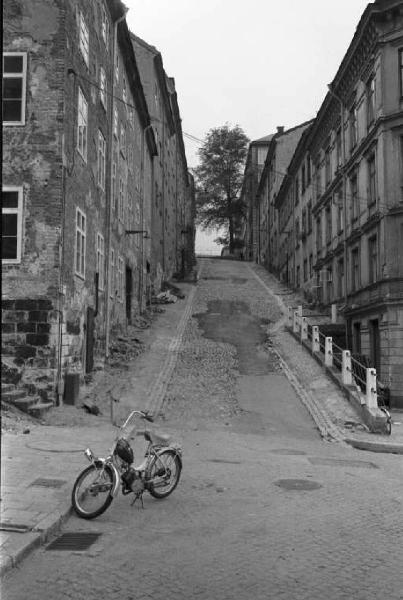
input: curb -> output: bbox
[344,438,403,455]
[0,505,72,577]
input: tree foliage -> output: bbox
[195,124,249,252]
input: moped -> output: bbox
[72,410,182,519]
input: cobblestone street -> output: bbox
[2,259,403,600]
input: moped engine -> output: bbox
[122,467,145,494]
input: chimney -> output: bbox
[277,126,284,134]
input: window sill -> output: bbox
[3,121,26,127]
[2,259,21,265]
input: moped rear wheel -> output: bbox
[147,449,182,499]
[72,464,114,519]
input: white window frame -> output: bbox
[120,122,126,156]
[2,186,23,263]
[122,76,127,107]
[113,106,118,137]
[75,207,86,278]
[97,130,106,190]
[110,248,115,299]
[79,12,89,67]
[100,66,107,109]
[115,52,120,82]
[96,233,105,291]
[77,87,88,161]
[117,256,124,302]
[101,5,110,49]
[2,52,27,126]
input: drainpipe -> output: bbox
[328,84,349,346]
[140,124,153,312]
[105,11,127,359]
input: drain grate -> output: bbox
[309,457,378,469]
[46,532,102,551]
[29,478,67,488]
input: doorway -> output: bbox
[126,266,133,324]
[369,319,380,376]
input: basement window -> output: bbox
[2,53,27,125]
[2,187,23,263]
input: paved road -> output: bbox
[3,259,403,600]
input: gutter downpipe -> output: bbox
[140,124,153,312]
[105,11,127,360]
[328,84,349,347]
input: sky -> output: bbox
[126,0,371,252]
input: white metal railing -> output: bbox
[288,304,378,409]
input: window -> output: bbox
[306,155,311,185]
[368,154,377,206]
[367,76,375,126]
[350,173,359,223]
[368,235,377,284]
[307,200,312,233]
[336,128,342,168]
[113,106,118,137]
[122,76,127,106]
[303,258,308,282]
[315,162,322,200]
[109,248,115,298]
[97,130,106,190]
[117,256,124,302]
[399,49,403,98]
[302,208,307,235]
[100,67,107,109]
[118,178,124,221]
[335,188,343,233]
[301,164,306,193]
[2,53,27,125]
[351,247,360,292]
[325,206,332,246]
[79,12,89,66]
[325,146,331,185]
[112,161,116,214]
[120,123,126,156]
[337,259,344,298]
[2,187,23,262]
[296,265,300,287]
[96,233,105,291]
[115,52,119,82]
[77,87,88,161]
[349,105,358,150]
[316,217,322,255]
[75,208,86,277]
[294,176,299,206]
[309,254,313,279]
[101,5,110,48]
[326,268,333,301]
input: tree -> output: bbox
[195,124,249,254]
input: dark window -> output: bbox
[399,49,403,98]
[350,174,359,223]
[325,147,331,186]
[2,189,22,261]
[368,154,377,206]
[325,206,332,246]
[349,105,357,151]
[336,128,342,167]
[367,76,375,126]
[337,259,344,298]
[307,200,312,233]
[351,248,360,292]
[368,235,377,284]
[2,53,26,124]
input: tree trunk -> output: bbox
[229,216,234,254]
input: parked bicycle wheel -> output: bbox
[147,449,182,499]
[72,464,114,519]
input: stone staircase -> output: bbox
[1,383,53,419]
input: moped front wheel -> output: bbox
[72,464,114,519]
[147,449,182,499]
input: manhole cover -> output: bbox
[30,478,67,488]
[270,449,307,456]
[309,457,378,469]
[274,479,322,491]
[207,459,242,464]
[0,523,31,533]
[46,533,102,551]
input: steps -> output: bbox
[1,383,53,419]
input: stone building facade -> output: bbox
[272,0,403,407]
[2,0,194,403]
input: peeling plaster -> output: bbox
[21,1,59,41]
[29,154,52,183]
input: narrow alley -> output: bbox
[2,259,403,600]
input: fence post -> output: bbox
[288,306,293,328]
[331,304,337,323]
[293,310,299,333]
[366,368,378,409]
[301,317,308,341]
[342,350,352,385]
[325,336,333,367]
[312,326,320,353]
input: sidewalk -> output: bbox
[1,268,402,577]
[0,282,196,576]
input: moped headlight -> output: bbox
[84,448,95,462]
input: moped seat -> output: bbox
[142,429,171,446]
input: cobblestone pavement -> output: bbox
[2,259,403,600]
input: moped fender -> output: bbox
[157,447,183,470]
[94,459,120,497]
